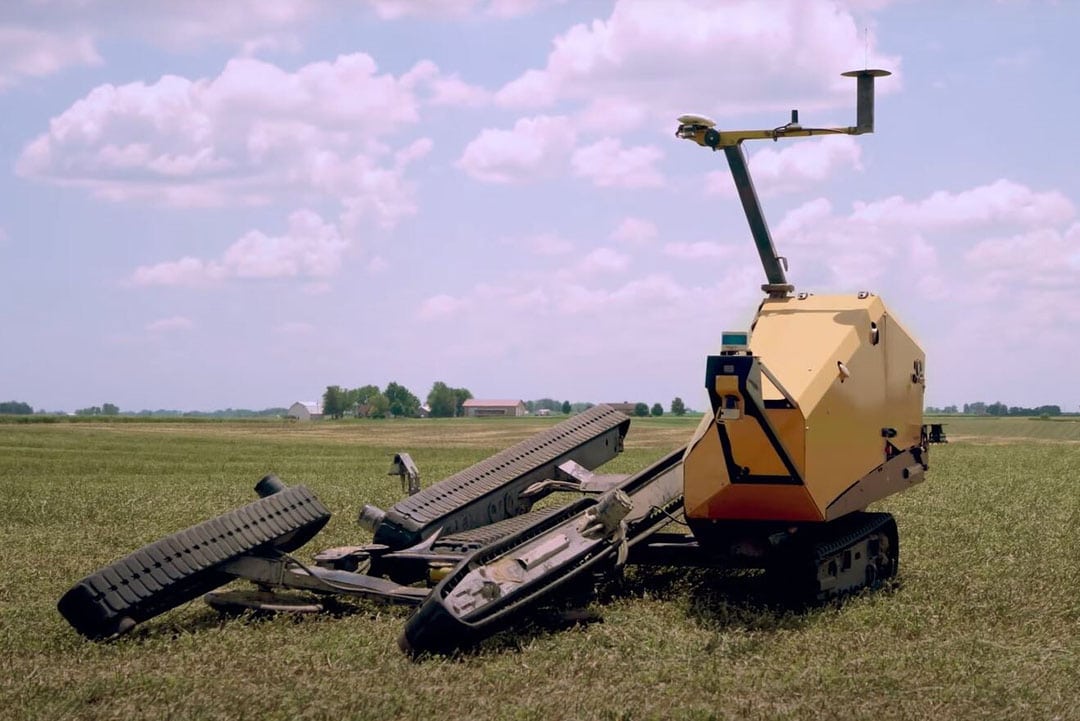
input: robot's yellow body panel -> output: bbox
[675,69,923,593]
[684,293,926,524]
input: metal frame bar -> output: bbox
[676,69,889,298]
[220,555,428,605]
[723,144,790,293]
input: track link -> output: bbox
[430,508,563,555]
[57,485,330,640]
[774,511,899,601]
[400,449,685,654]
[373,405,630,549]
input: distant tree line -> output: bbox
[321,381,473,419]
[1,391,697,420]
[1,401,294,418]
[523,397,690,417]
[75,403,120,416]
[133,407,288,418]
[427,382,473,418]
[315,386,698,420]
[77,404,292,418]
[0,401,123,416]
[525,398,578,414]
[630,398,690,417]
[926,402,1063,416]
[524,399,601,415]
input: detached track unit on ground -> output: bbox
[372,404,631,549]
[57,485,331,640]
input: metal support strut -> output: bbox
[676,68,890,299]
[723,145,792,297]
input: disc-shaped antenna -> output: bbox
[842,68,891,78]
[677,114,716,127]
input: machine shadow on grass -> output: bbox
[649,566,902,633]
[416,564,904,660]
[603,564,901,637]
[612,566,821,633]
[91,562,901,658]
[110,594,415,644]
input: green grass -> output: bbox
[926,415,1080,442]
[0,418,1076,720]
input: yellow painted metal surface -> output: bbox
[683,413,820,521]
[684,293,925,523]
[680,126,857,148]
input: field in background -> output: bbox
[925,415,1080,443]
[1,417,1076,721]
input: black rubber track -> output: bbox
[429,507,562,554]
[374,404,630,549]
[57,485,330,640]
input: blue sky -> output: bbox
[2,0,1078,413]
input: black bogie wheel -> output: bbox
[883,516,900,580]
[57,485,330,640]
[765,512,900,603]
[865,561,879,590]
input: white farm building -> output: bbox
[287,401,324,421]
[462,399,526,417]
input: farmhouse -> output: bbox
[462,399,526,417]
[287,401,324,421]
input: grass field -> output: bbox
[1,416,1077,721]
[925,415,1080,443]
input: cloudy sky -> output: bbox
[3,0,1078,413]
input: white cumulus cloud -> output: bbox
[549,247,632,282]
[131,257,216,287]
[706,136,863,196]
[458,115,577,183]
[772,179,1078,293]
[17,54,451,228]
[496,0,900,121]
[2,1,317,59]
[663,241,733,260]
[132,210,347,286]
[519,232,574,256]
[610,217,658,245]
[418,293,474,320]
[370,0,553,19]
[573,247,630,275]
[850,179,1075,229]
[571,138,664,188]
[0,26,101,89]
[965,223,1080,293]
[146,316,194,333]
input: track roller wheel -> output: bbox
[57,484,330,640]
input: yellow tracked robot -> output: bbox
[670,69,929,596]
[58,70,931,653]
